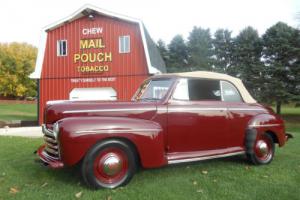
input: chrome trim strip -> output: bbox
[63,107,264,114]
[168,107,265,112]
[43,136,57,144]
[46,142,58,150]
[75,128,162,134]
[42,124,54,137]
[63,107,154,114]
[42,151,59,161]
[168,107,227,112]
[167,151,245,164]
[45,147,59,155]
[249,124,281,128]
[228,108,265,111]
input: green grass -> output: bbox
[278,105,300,115]
[0,104,299,199]
[278,105,300,133]
[0,126,299,199]
[0,103,37,121]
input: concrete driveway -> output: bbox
[0,126,42,138]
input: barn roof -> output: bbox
[30,4,166,79]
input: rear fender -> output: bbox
[247,114,286,146]
[57,117,166,168]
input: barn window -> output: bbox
[119,35,130,53]
[57,40,67,56]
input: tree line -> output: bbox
[157,22,300,114]
[0,22,298,114]
[0,43,37,99]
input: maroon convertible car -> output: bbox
[37,71,291,189]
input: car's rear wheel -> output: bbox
[81,140,136,189]
[247,133,275,165]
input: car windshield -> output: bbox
[133,78,173,101]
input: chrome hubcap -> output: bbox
[102,154,122,176]
[257,140,268,156]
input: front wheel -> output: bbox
[81,140,137,189]
[247,133,275,165]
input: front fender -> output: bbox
[57,117,166,168]
[247,113,286,146]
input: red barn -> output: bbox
[30,4,166,124]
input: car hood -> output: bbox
[44,100,157,124]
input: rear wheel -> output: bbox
[247,133,275,165]
[81,140,136,189]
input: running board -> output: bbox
[167,151,245,165]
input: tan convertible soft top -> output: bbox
[158,71,256,103]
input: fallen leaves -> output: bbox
[9,187,19,194]
[75,191,83,198]
[196,189,204,193]
[41,182,48,188]
[193,180,198,185]
[201,170,208,175]
[106,196,112,200]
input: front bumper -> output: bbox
[36,145,64,168]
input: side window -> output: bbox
[57,40,67,56]
[221,81,242,102]
[172,78,221,101]
[119,35,130,53]
[188,79,221,101]
[141,79,172,100]
[173,79,189,100]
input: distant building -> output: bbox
[30,4,166,123]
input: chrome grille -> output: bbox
[42,125,60,159]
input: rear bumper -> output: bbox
[285,133,294,141]
[36,145,64,169]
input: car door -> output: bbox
[167,78,230,153]
[220,80,259,147]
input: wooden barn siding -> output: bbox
[38,14,150,123]
[41,14,148,78]
[39,75,148,123]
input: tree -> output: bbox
[262,22,300,114]
[167,35,189,72]
[187,27,214,71]
[157,39,170,66]
[0,42,37,98]
[232,27,264,100]
[213,29,234,73]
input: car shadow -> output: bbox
[35,155,249,189]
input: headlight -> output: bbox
[53,122,59,139]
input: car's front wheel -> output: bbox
[81,140,137,189]
[247,133,275,165]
